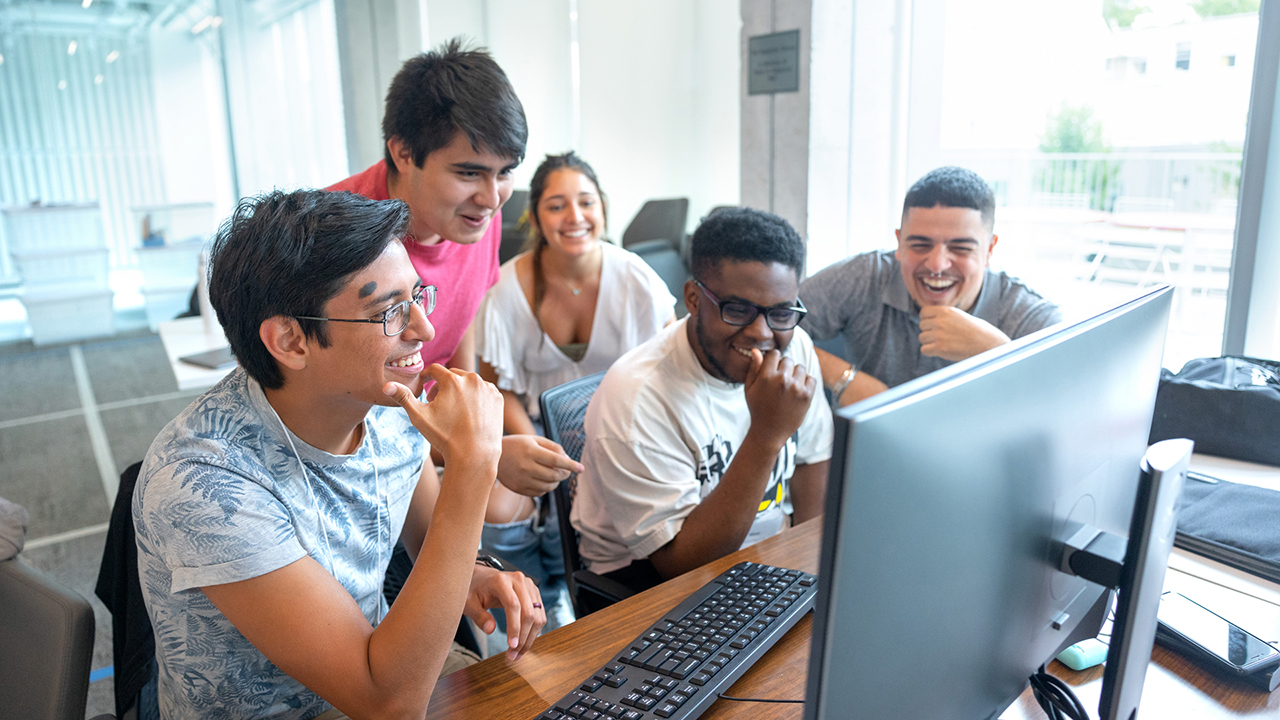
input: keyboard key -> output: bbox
[669,692,689,706]
[606,707,625,718]
[730,637,749,650]
[580,680,602,692]
[658,678,679,690]
[658,658,681,675]
[671,658,700,679]
[604,675,627,688]
[607,663,625,675]
[635,696,658,710]
[679,684,698,697]
[799,577,815,586]
[566,705,588,718]
[538,712,563,720]
[689,672,712,686]
[655,702,680,717]
[621,692,642,707]
[622,711,643,720]
[582,711,601,720]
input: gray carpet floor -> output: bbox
[1,331,203,719]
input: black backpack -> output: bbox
[1148,355,1280,467]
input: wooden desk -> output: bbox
[428,522,820,720]
[429,460,1280,719]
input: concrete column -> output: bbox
[741,0,811,240]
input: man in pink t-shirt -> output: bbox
[328,38,581,501]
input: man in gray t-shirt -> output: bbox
[800,167,1062,403]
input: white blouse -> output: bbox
[476,241,677,422]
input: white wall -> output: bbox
[422,0,741,238]
[149,27,235,216]
[219,0,349,195]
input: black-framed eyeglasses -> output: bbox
[295,284,436,337]
[695,280,807,331]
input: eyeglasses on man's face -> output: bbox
[295,284,436,336]
[695,280,806,331]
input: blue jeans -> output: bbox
[480,497,574,632]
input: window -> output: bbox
[1223,55,1236,67]
[1176,42,1191,70]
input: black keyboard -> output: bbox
[534,561,818,720]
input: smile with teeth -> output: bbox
[920,276,958,291]
[733,347,766,358]
[387,351,421,368]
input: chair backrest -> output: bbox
[499,189,530,264]
[621,198,689,254]
[539,372,607,614]
[626,238,691,318]
[0,558,96,720]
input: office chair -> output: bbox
[0,557,105,720]
[96,462,159,720]
[621,198,689,258]
[499,189,530,265]
[626,238,691,318]
[539,372,636,617]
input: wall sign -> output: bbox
[748,29,800,95]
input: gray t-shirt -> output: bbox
[134,368,426,720]
[799,249,1062,389]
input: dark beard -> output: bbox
[695,311,740,385]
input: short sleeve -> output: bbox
[633,256,678,328]
[1010,300,1064,339]
[136,459,305,593]
[799,259,856,342]
[791,329,835,465]
[475,271,530,396]
[585,436,703,560]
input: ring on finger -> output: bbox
[533,602,543,609]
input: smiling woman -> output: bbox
[473,152,678,630]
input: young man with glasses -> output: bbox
[134,190,545,720]
[571,208,833,599]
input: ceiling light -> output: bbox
[82,0,93,8]
[94,74,103,84]
[211,16,223,28]
[0,54,5,66]
[106,50,119,63]
[191,15,213,34]
[58,80,67,90]
[68,41,77,55]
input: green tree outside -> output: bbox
[1103,0,1151,29]
[1191,0,1260,17]
[1037,104,1117,211]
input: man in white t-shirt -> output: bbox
[572,208,833,599]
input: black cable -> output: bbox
[1029,664,1090,720]
[716,693,804,704]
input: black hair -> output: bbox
[690,206,805,281]
[381,37,528,171]
[207,189,411,389]
[522,151,608,331]
[901,166,996,229]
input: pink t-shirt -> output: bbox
[327,162,502,368]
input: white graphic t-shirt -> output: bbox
[572,318,834,574]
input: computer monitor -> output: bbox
[804,286,1173,720]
